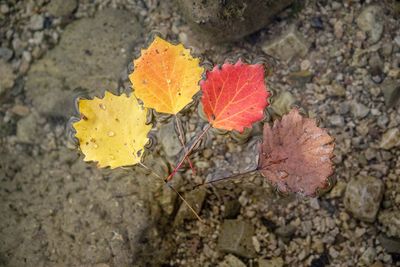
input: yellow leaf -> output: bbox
[129,36,204,114]
[73,91,152,169]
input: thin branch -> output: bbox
[193,168,259,189]
[138,162,203,222]
[166,124,211,181]
[174,114,196,175]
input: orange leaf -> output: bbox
[259,109,335,196]
[129,36,204,114]
[200,60,270,132]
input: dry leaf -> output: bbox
[259,108,335,196]
[129,36,204,114]
[200,60,270,132]
[73,91,151,169]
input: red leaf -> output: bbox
[259,109,335,196]
[200,60,270,132]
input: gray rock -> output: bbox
[0,60,16,96]
[359,247,376,266]
[381,79,400,109]
[288,70,313,88]
[343,176,384,222]
[16,113,37,143]
[218,219,256,258]
[329,115,345,127]
[351,102,369,119]
[258,257,284,267]
[174,188,206,225]
[176,0,294,42]
[379,128,400,150]
[218,254,246,267]
[158,120,181,158]
[262,25,309,61]
[378,210,400,238]
[378,234,400,254]
[29,14,44,30]
[368,52,383,83]
[47,0,78,17]
[356,5,384,44]
[0,47,13,61]
[26,9,142,116]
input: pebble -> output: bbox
[356,5,384,44]
[378,210,400,238]
[218,254,246,267]
[379,128,400,150]
[300,59,311,70]
[0,60,16,95]
[262,25,309,61]
[328,115,345,127]
[258,257,284,267]
[359,247,376,265]
[16,113,38,143]
[47,0,78,17]
[0,47,13,61]
[351,102,369,119]
[343,176,384,222]
[29,14,44,30]
[378,234,400,254]
[380,79,400,109]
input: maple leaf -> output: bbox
[200,60,270,132]
[73,91,152,169]
[129,36,204,114]
[258,108,335,196]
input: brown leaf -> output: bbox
[259,108,335,196]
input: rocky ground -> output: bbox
[0,0,400,266]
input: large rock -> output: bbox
[343,176,384,222]
[176,0,294,42]
[218,219,256,258]
[262,25,309,61]
[356,5,384,44]
[25,8,142,118]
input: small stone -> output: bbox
[16,113,38,143]
[379,128,400,150]
[258,257,284,267]
[328,83,346,97]
[309,198,320,210]
[343,176,384,222]
[47,0,78,17]
[328,180,346,198]
[351,102,369,119]
[10,105,30,116]
[311,17,324,30]
[378,234,400,254]
[270,91,296,116]
[356,5,384,44]
[252,236,261,253]
[334,20,344,39]
[378,210,400,238]
[218,254,246,267]
[218,219,256,258]
[300,59,311,70]
[0,60,16,95]
[368,52,383,83]
[29,14,45,30]
[328,115,345,127]
[0,47,13,61]
[174,188,206,225]
[275,224,296,238]
[289,70,313,87]
[381,79,400,109]
[262,25,309,61]
[359,247,376,266]
[222,199,241,219]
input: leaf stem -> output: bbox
[193,167,259,189]
[138,162,203,222]
[174,114,196,175]
[166,124,211,181]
